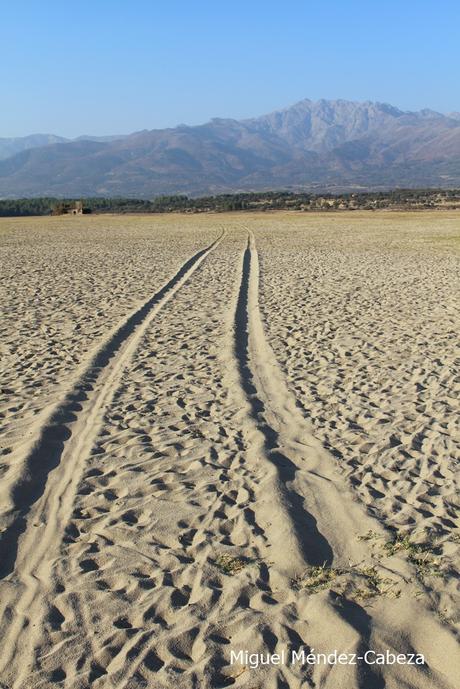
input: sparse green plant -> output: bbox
[409,551,443,580]
[295,561,401,601]
[383,533,443,581]
[215,554,246,575]
[295,563,342,592]
[357,530,381,542]
[383,534,417,556]
[352,566,400,600]
[437,608,452,625]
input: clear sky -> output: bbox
[1,0,459,138]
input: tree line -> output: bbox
[0,189,459,217]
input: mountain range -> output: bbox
[1,99,460,198]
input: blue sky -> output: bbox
[1,1,459,137]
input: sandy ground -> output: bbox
[0,212,458,689]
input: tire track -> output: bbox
[234,233,332,572]
[232,231,385,575]
[227,230,460,689]
[0,231,223,676]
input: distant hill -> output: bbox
[0,133,128,161]
[1,99,460,197]
[0,134,68,161]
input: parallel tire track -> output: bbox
[232,231,385,575]
[0,231,223,676]
[228,230,460,689]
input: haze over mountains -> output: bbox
[0,99,459,198]
[0,133,129,162]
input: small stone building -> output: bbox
[71,201,84,215]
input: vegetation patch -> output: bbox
[295,563,343,592]
[383,533,443,581]
[215,554,246,576]
[383,534,421,557]
[351,566,401,600]
[357,529,382,543]
[295,562,401,600]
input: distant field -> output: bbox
[0,211,459,689]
